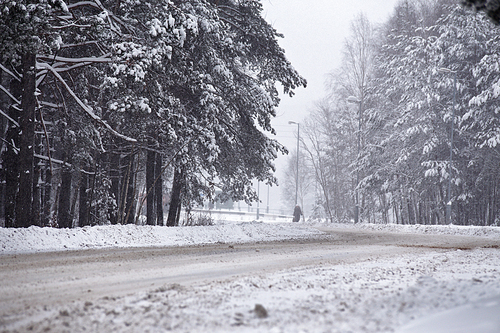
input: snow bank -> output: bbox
[2,219,500,255]
[397,294,500,333]
[308,220,500,239]
[0,221,323,254]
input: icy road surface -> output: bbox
[1,223,500,332]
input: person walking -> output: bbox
[293,205,302,222]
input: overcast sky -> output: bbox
[250,1,401,213]
[262,0,400,140]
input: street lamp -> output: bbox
[266,184,270,214]
[347,96,362,223]
[439,67,457,225]
[288,121,300,207]
[256,181,260,220]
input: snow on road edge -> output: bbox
[314,221,500,239]
[0,221,323,254]
[1,220,500,254]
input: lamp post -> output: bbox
[256,181,260,220]
[266,184,270,214]
[288,121,300,207]
[347,96,362,223]
[439,67,457,225]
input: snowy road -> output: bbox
[1,225,500,332]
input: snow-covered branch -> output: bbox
[37,54,113,63]
[37,62,137,143]
[0,84,21,105]
[0,108,19,127]
[66,1,102,11]
[52,23,92,29]
[0,63,21,82]
[34,153,95,175]
[35,54,114,77]
[66,0,127,34]
[59,41,100,49]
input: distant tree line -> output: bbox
[287,0,500,225]
[0,0,306,228]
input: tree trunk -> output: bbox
[16,52,36,227]
[3,103,20,228]
[118,151,131,224]
[32,135,42,226]
[69,172,79,226]
[58,166,72,228]
[0,71,8,226]
[3,147,18,227]
[175,200,182,226]
[79,171,89,226]
[42,167,52,226]
[155,152,163,226]
[123,152,136,224]
[109,151,120,225]
[167,168,184,227]
[146,147,156,225]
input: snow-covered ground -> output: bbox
[0,216,310,254]
[3,214,499,255]
[1,219,500,333]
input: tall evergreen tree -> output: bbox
[1,0,306,227]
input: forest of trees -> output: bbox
[287,0,500,226]
[0,0,306,228]
[3,0,500,229]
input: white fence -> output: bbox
[188,208,293,223]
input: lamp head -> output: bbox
[438,67,455,73]
[347,96,361,104]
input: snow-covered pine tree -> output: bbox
[1,0,68,227]
[1,0,306,228]
[361,0,500,225]
[0,0,136,227]
[462,0,500,24]
[436,4,500,224]
[108,0,307,225]
[369,0,448,225]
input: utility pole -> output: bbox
[288,121,300,207]
[266,184,270,214]
[256,181,260,220]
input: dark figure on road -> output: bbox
[293,205,302,222]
